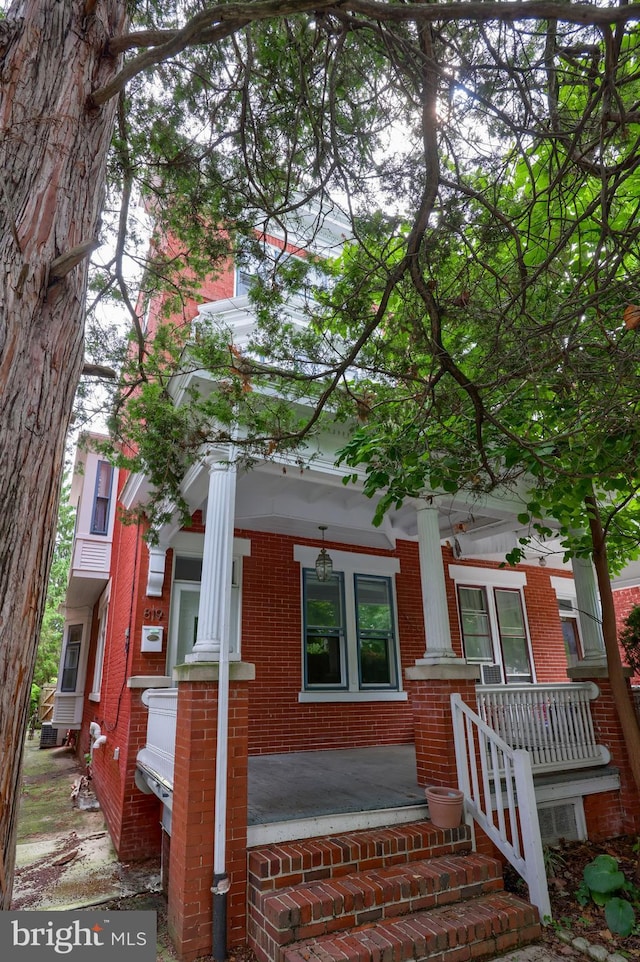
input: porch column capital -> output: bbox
[186,456,237,663]
[415,502,463,666]
[570,554,607,668]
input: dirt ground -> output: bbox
[508,835,640,958]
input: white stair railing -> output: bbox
[476,682,609,773]
[452,693,551,921]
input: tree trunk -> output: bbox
[0,0,126,907]
[586,494,640,794]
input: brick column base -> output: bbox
[168,662,255,962]
[405,662,479,788]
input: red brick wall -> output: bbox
[81,469,172,860]
[168,678,250,961]
[525,568,571,682]
[442,546,571,682]
[237,530,423,755]
[83,511,576,859]
[233,531,573,755]
[586,677,640,836]
[409,676,479,787]
[583,791,626,841]
[613,586,640,635]
[613,585,640,684]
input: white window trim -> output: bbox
[448,564,527,589]
[89,581,111,701]
[550,575,578,607]
[294,545,404,702]
[450,568,536,683]
[170,532,251,557]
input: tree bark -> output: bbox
[586,494,640,794]
[0,0,127,907]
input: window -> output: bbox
[61,625,83,692]
[356,576,396,686]
[558,597,583,668]
[457,582,533,684]
[235,242,330,301]
[458,587,493,662]
[235,242,280,297]
[305,573,345,686]
[495,588,532,683]
[551,579,583,670]
[303,569,399,692]
[91,460,113,535]
[90,587,110,698]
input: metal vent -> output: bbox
[537,801,580,844]
[480,663,502,685]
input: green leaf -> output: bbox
[583,855,626,895]
[604,897,636,937]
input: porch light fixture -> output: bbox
[315,526,334,582]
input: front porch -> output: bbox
[136,681,620,847]
[130,671,640,962]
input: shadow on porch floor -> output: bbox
[248,744,425,834]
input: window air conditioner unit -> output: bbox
[480,663,503,685]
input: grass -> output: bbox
[17,737,99,840]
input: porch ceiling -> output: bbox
[160,450,558,561]
[232,462,530,552]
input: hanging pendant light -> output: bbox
[315,525,334,582]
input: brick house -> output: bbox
[53,213,640,962]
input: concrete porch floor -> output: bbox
[247,744,426,845]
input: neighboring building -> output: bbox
[53,214,640,962]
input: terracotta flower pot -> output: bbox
[425,786,464,829]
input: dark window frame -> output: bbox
[61,624,83,692]
[354,574,398,689]
[90,460,114,536]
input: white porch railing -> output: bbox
[476,682,609,774]
[452,693,551,921]
[137,688,178,789]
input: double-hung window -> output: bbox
[296,546,404,700]
[61,625,83,692]
[355,576,396,686]
[91,460,114,535]
[304,573,346,686]
[451,564,534,684]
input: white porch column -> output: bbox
[415,503,459,663]
[186,456,237,663]
[571,555,606,665]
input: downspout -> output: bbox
[212,593,231,962]
[211,452,236,962]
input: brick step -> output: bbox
[259,853,504,947]
[281,892,541,962]
[248,821,472,894]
